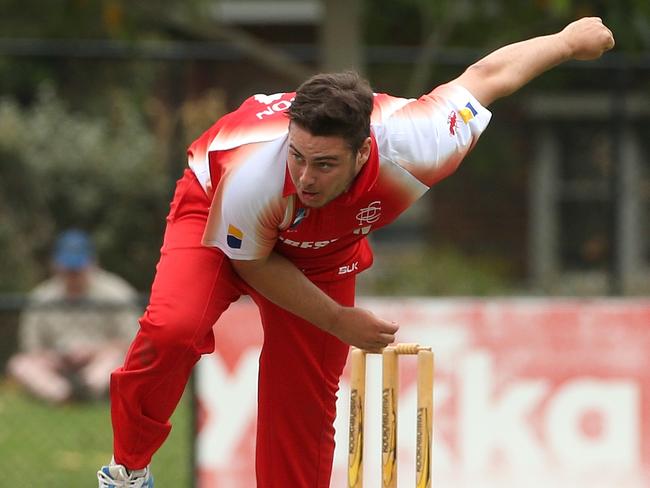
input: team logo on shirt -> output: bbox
[459,102,477,123]
[447,111,458,136]
[227,224,244,249]
[356,201,382,225]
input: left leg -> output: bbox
[252,275,355,488]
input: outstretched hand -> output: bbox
[328,306,399,351]
[561,17,615,61]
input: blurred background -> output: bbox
[0,0,649,486]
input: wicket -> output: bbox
[348,343,434,488]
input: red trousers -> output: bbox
[110,169,353,487]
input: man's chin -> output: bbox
[298,198,325,208]
[298,192,325,208]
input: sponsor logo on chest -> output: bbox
[278,236,339,249]
[278,201,383,249]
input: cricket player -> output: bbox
[98,17,614,487]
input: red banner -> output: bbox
[195,298,650,487]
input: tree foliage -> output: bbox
[1,0,648,293]
[0,84,170,291]
[365,0,650,51]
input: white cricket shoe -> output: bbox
[97,460,154,488]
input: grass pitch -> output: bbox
[0,379,192,487]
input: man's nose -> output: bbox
[299,165,316,186]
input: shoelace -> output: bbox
[97,468,149,488]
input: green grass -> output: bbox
[0,379,192,487]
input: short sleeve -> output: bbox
[374,84,492,187]
[202,142,290,260]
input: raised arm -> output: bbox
[450,17,615,107]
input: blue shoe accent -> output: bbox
[101,467,115,488]
[97,462,153,487]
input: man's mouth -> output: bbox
[300,189,319,203]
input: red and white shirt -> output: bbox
[190,84,491,281]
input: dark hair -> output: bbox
[288,71,374,152]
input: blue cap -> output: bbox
[53,230,95,270]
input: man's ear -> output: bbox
[355,136,372,170]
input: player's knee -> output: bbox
[137,310,208,357]
[6,353,49,386]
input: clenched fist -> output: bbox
[561,17,615,61]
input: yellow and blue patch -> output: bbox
[459,102,478,123]
[227,224,244,249]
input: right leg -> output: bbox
[109,170,242,470]
[252,276,355,488]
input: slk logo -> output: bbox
[338,262,359,275]
[356,201,382,225]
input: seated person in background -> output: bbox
[7,229,140,404]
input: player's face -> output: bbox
[287,123,371,208]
